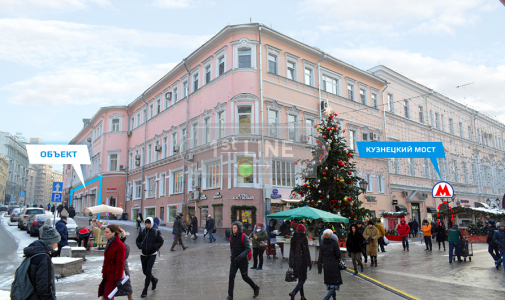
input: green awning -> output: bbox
[266,206,349,223]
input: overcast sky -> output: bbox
[1,0,504,168]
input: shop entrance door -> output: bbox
[411,203,420,224]
[109,197,116,207]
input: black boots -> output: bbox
[361,263,364,272]
[152,278,158,290]
[253,286,260,298]
[373,256,378,267]
[141,289,147,298]
[353,268,358,275]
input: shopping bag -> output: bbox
[383,236,390,245]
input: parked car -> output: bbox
[29,217,78,240]
[18,208,45,230]
[10,208,21,223]
[8,206,20,215]
[0,204,8,212]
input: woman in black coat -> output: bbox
[318,229,343,300]
[436,222,447,251]
[191,215,198,240]
[288,224,311,300]
[116,230,133,300]
[346,224,365,274]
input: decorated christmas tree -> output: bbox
[291,107,373,223]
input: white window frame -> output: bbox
[171,169,184,194]
[136,112,141,127]
[163,137,168,158]
[422,158,431,179]
[129,152,133,170]
[267,106,280,139]
[376,172,385,193]
[203,58,212,85]
[441,114,445,132]
[435,112,440,130]
[131,116,135,130]
[108,152,119,172]
[191,67,200,93]
[272,159,296,188]
[387,93,394,113]
[191,122,199,148]
[167,204,178,223]
[285,52,299,81]
[154,140,160,162]
[141,147,145,166]
[418,106,425,124]
[346,78,356,101]
[182,80,188,98]
[430,110,434,127]
[231,38,258,70]
[452,159,459,183]
[462,162,468,184]
[147,143,152,164]
[366,172,374,193]
[459,122,464,137]
[449,118,455,134]
[172,84,179,104]
[303,60,315,87]
[266,45,281,75]
[110,118,120,132]
[358,83,368,105]
[235,154,255,187]
[134,179,142,199]
[287,114,299,142]
[159,173,167,196]
[143,108,147,124]
[216,109,226,139]
[403,99,410,119]
[237,104,253,135]
[203,117,211,144]
[204,159,221,190]
[407,158,416,176]
[181,127,187,152]
[349,129,358,151]
[304,117,316,145]
[146,176,156,199]
[215,46,227,77]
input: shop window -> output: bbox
[160,207,164,221]
[235,208,252,230]
[145,207,155,219]
[200,207,208,228]
[168,205,177,223]
[214,205,223,227]
[237,156,254,185]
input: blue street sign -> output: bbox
[51,193,62,203]
[10,197,15,202]
[52,182,63,193]
[20,191,25,197]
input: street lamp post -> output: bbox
[359,180,369,197]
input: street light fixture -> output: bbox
[359,180,368,193]
[486,198,491,206]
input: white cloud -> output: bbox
[3,63,177,106]
[0,0,111,12]
[299,0,499,35]
[153,0,192,8]
[329,46,505,122]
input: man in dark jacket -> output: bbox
[170,213,188,251]
[227,221,259,300]
[207,215,216,243]
[448,224,463,263]
[56,204,63,217]
[22,225,60,300]
[55,216,68,257]
[50,204,55,215]
[191,215,198,240]
[136,217,164,298]
[493,222,505,270]
[411,219,419,238]
[487,219,501,262]
[356,220,367,263]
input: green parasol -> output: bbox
[266,206,348,223]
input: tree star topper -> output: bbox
[323,104,334,116]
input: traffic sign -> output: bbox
[20,191,26,197]
[51,193,62,203]
[52,182,63,193]
[432,181,454,198]
[10,197,15,202]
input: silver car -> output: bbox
[10,208,21,223]
[18,208,45,230]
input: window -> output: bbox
[238,106,252,134]
[390,158,400,174]
[347,84,354,101]
[360,89,366,104]
[305,119,314,144]
[165,94,169,109]
[131,116,134,130]
[173,87,178,103]
[438,158,446,180]
[268,54,277,74]
[272,160,295,187]
[134,180,141,199]
[452,160,459,182]
[462,162,468,184]
[459,122,463,137]
[147,177,156,198]
[218,111,225,139]
[449,118,454,134]
[268,110,278,138]
[171,132,177,155]
[377,173,384,193]
[147,144,152,164]
[349,130,356,150]
[205,65,211,84]
[206,161,220,189]
[371,93,378,109]
[204,118,210,144]
[323,75,338,94]
[155,141,159,161]
[181,128,187,152]
[214,205,223,227]
[141,147,145,166]
[441,115,445,131]
[136,113,140,127]
[173,170,183,193]
[157,99,161,114]
[160,174,166,195]
[237,156,254,185]
[109,119,119,132]
[287,61,295,80]
[163,137,168,158]
[362,132,369,141]
[218,56,225,76]
[430,110,434,127]
[288,115,297,141]
[407,158,415,176]
[304,68,312,86]
[387,94,394,112]
[182,81,188,98]
[109,154,118,171]
[143,108,147,123]
[238,49,251,68]
[403,100,410,119]
[419,106,424,124]
[167,205,177,222]
[134,150,139,169]
[422,158,430,178]
[192,123,198,148]
[435,113,440,129]
[193,73,199,91]
[129,153,133,169]
[366,173,373,192]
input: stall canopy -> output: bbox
[427,207,437,214]
[395,205,408,212]
[266,206,349,223]
[85,204,123,215]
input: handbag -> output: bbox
[338,258,347,270]
[258,241,267,248]
[285,268,296,282]
[383,236,390,245]
[212,228,217,233]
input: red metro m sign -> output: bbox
[432,181,454,198]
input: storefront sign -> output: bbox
[271,189,281,199]
[106,188,117,193]
[460,200,469,204]
[133,204,140,208]
[392,200,398,205]
[233,194,254,200]
[214,192,222,199]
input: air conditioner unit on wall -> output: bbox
[300,135,309,143]
[87,137,91,142]
[372,133,378,140]
[422,193,428,198]
[135,161,140,166]
[135,154,141,160]
[119,165,125,170]
[165,92,172,100]
[402,191,409,197]
[192,172,201,188]
[127,131,132,136]
[155,145,162,152]
[173,144,180,153]
[192,190,200,201]
[320,101,328,111]
[186,153,194,161]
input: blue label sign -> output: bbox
[19,192,25,197]
[52,182,63,193]
[271,189,281,199]
[51,193,62,203]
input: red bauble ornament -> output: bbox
[298,191,302,194]
[334,113,337,116]
[323,172,327,175]
[348,171,352,175]
[331,200,335,203]
[348,197,352,200]
[307,162,311,166]
[347,153,352,157]
[326,127,330,130]
[344,202,349,205]
[351,212,354,215]
[348,180,352,184]
[314,125,317,128]
[320,195,323,198]
[343,130,346,133]
[294,162,298,165]
[338,186,341,189]
[323,136,327,139]
[304,184,308,187]
[337,160,342,164]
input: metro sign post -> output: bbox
[432,181,455,225]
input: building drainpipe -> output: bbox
[380,81,393,212]
[424,90,434,207]
[182,59,191,215]
[258,24,266,222]
[141,93,147,217]
[124,108,130,219]
[317,53,327,121]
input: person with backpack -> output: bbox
[11,225,60,300]
[153,217,160,229]
[288,224,311,300]
[170,213,188,251]
[487,220,501,263]
[227,221,260,300]
[207,215,216,243]
[98,224,126,300]
[56,204,63,217]
[136,217,164,298]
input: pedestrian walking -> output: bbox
[68,206,76,218]
[356,220,368,263]
[117,229,133,300]
[55,216,68,257]
[153,217,160,229]
[436,222,447,251]
[56,204,63,217]
[397,218,410,251]
[493,222,505,270]
[227,221,260,300]
[376,220,386,253]
[431,220,437,241]
[448,224,463,263]
[11,225,60,300]
[98,224,127,300]
[191,214,198,240]
[363,220,379,267]
[77,226,91,249]
[288,224,311,300]
[136,217,164,298]
[411,219,419,239]
[170,213,188,251]
[47,203,51,211]
[487,220,501,262]
[136,213,143,232]
[207,215,216,243]
[318,229,343,300]
[186,214,192,237]
[278,220,291,257]
[346,224,365,275]
[421,220,433,251]
[249,222,267,270]
[50,204,55,215]
[88,211,94,225]
[266,219,278,259]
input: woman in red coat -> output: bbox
[99,224,126,300]
[396,218,411,251]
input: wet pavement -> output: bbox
[1,214,503,300]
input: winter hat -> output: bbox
[497,222,505,227]
[488,219,496,225]
[367,220,374,226]
[208,215,211,218]
[400,218,406,222]
[40,225,61,245]
[296,224,306,233]
[178,213,184,217]
[356,220,363,225]
[322,229,333,239]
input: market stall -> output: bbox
[380,211,409,241]
[84,204,124,249]
[266,206,349,263]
